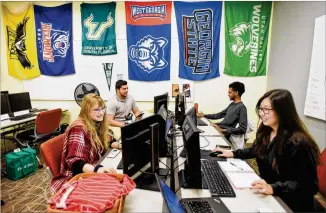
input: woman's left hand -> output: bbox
[251,179,273,195]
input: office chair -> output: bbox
[40,133,66,178]
[230,119,256,149]
[14,108,62,167]
[314,148,326,211]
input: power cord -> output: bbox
[175,176,190,193]
[173,160,185,171]
[200,135,210,149]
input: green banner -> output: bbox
[224,2,272,76]
[81,2,117,55]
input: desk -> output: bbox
[100,150,165,212]
[0,109,69,131]
[100,116,290,212]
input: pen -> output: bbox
[229,162,244,171]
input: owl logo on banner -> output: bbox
[229,22,252,57]
[37,22,70,62]
[128,35,168,73]
[7,17,33,69]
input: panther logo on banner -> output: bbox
[84,13,114,40]
[128,35,168,73]
[37,22,70,62]
[229,22,251,57]
[7,17,33,69]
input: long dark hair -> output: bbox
[253,89,320,172]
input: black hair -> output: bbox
[254,89,320,172]
[115,80,127,90]
[229,82,245,97]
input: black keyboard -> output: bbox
[183,200,213,213]
[201,160,236,197]
[197,118,208,126]
[31,108,47,113]
[9,113,36,121]
[117,159,123,169]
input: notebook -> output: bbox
[219,159,261,189]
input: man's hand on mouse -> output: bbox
[211,147,234,158]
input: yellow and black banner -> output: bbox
[2,4,40,80]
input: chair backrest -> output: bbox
[40,133,66,177]
[318,148,326,198]
[35,108,62,134]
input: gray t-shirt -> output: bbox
[106,94,137,121]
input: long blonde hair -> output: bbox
[79,94,109,152]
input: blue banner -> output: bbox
[125,1,171,81]
[34,3,75,76]
[174,1,222,81]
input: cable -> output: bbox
[173,160,185,171]
[200,135,210,149]
[175,176,190,193]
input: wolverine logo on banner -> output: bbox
[229,23,251,57]
[131,5,166,20]
[7,17,33,69]
[174,1,222,81]
[84,13,114,40]
[129,35,168,73]
[224,2,272,76]
[2,4,40,80]
[183,9,213,74]
[37,22,70,62]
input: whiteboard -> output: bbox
[304,15,325,121]
[22,2,194,102]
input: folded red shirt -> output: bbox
[48,173,136,212]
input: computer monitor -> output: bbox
[178,115,204,189]
[175,93,186,127]
[121,115,169,191]
[8,92,32,113]
[185,106,197,126]
[1,94,11,115]
[154,92,168,114]
[157,104,173,144]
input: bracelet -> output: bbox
[93,165,103,173]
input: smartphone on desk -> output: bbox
[107,149,121,158]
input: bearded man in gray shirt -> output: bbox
[106,80,143,127]
[198,82,247,139]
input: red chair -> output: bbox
[14,108,62,167]
[39,133,66,178]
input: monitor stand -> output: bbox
[134,167,170,191]
[178,169,208,189]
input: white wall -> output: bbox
[267,1,326,150]
[0,1,269,125]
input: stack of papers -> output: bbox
[219,159,261,189]
[219,159,254,172]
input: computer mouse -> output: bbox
[209,151,223,157]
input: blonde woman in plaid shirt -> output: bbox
[51,94,116,194]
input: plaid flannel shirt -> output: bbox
[51,119,105,194]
